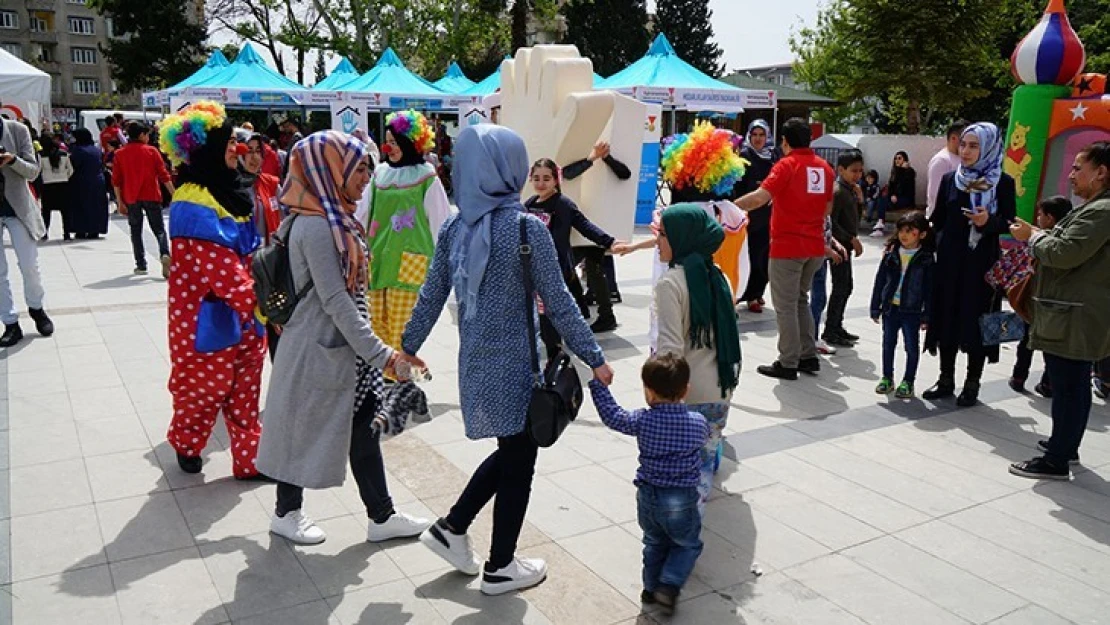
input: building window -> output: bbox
[30,16,47,33]
[68,0,88,4]
[0,11,19,30]
[73,78,100,95]
[104,18,115,38]
[1,42,21,58]
[71,47,96,64]
[51,76,63,96]
[69,17,94,35]
[32,43,56,63]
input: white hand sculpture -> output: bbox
[500,46,646,243]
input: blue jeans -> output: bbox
[811,260,828,337]
[881,306,921,382]
[1043,353,1093,465]
[637,484,703,592]
[688,402,730,514]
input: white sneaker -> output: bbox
[270,510,326,545]
[367,511,432,543]
[870,221,886,238]
[816,339,837,355]
[480,557,548,595]
[419,520,481,575]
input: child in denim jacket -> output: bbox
[871,212,935,398]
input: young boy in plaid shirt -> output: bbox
[588,353,709,616]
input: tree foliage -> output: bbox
[652,0,723,77]
[208,0,326,84]
[562,0,649,76]
[88,0,207,93]
[794,0,1110,134]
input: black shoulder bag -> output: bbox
[519,216,583,448]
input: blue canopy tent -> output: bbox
[599,34,776,131]
[182,43,308,106]
[142,50,230,107]
[312,57,359,91]
[333,48,450,110]
[433,61,476,94]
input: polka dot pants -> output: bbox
[167,331,266,478]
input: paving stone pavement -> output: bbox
[1,214,1108,625]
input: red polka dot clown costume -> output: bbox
[160,101,267,478]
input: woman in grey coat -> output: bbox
[256,131,429,545]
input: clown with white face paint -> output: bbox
[355,110,452,352]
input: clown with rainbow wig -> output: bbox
[160,101,268,479]
[355,109,452,350]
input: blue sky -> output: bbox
[706,0,821,72]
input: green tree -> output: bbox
[88,0,207,93]
[562,0,650,76]
[652,0,723,77]
[792,0,998,134]
[314,52,328,85]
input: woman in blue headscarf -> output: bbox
[402,125,611,595]
[924,122,1015,407]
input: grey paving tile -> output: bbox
[76,414,151,457]
[514,541,640,625]
[843,535,1024,623]
[412,570,555,625]
[174,479,272,543]
[291,515,406,598]
[95,492,195,563]
[742,483,883,551]
[784,554,968,625]
[8,457,92,517]
[9,564,122,624]
[701,495,829,572]
[723,424,818,462]
[10,504,105,582]
[110,546,228,625]
[0,518,8,585]
[85,448,169,502]
[897,520,1108,624]
[199,532,322,621]
[5,391,73,427]
[7,420,82,468]
[233,599,342,625]
[326,577,447,625]
[524,475,611,540]
[987,604,1075,625]
[546,463,638,524]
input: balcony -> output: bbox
[28,30,58,43]
[25,0,55,10]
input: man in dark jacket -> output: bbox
[824,150,866,346]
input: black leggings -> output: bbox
[939,343,986,387]
[275,396,394,523]
[445,431,539,569]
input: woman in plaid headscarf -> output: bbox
[256,130,430,546]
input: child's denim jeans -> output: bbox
[637,483,703,592]
[882,306,922,382]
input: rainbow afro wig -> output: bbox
[662,121,748,197]
[159,101,228,167]
[385,109,435,154]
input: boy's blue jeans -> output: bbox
[637,483,703,592]
[882,306,922,382]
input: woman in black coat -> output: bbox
[736,119,778,311]
[68,129,110,239]
[923,123,1015,407]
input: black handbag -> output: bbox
[519,216,583,448]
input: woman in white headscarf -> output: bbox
[923,122,1015,407]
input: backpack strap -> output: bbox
[276,214,314,298]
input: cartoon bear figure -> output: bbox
[1004,122,1034,197]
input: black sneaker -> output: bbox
[590,315,618,333]
[640,589,657,604]
[1034,382,1054,398]
[823,333,855,347]
[757,361,798,380]
[652,585,679,617]
[0,323,23,348]
[923,381,955,400]
[28,308,54,337]
[798,357,821,374]
[839,328,860,342]
[1037,440,1080,465]
[177,452,203,474]
[1009,456,1070,481]
[1008,377,1026,393]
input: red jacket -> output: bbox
[253,173,282,242]
[112,142,172,205]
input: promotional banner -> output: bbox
[636,103,663,224]
[330,101,365,134]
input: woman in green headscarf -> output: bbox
[655,204,742,513]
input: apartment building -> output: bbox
[0,0,205,125]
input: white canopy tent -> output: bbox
[0,48,51,129]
